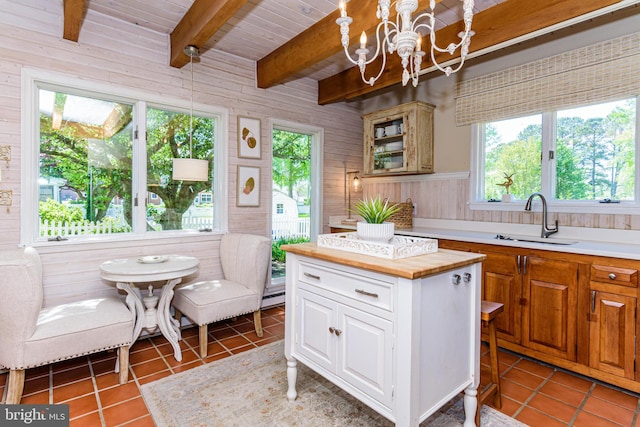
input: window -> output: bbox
[21,69,227,244]
[472,97,638,212]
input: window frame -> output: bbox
[21,68,228,246]
[470,97,640,214]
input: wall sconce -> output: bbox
[343,170,362,225]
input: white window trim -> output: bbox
[20,68,228,246]
[469,101,640,214]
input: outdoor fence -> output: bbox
[40,216,309,239]
[272,216,310,239]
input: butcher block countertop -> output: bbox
[281,242,486,280]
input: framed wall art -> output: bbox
[238,116,261,159]
[236,165,260,207]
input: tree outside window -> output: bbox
[479,98,637,205]
[37,87,217,239]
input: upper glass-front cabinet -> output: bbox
[363,101,434,176]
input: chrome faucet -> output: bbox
[524,192,558,238]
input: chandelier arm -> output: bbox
[428,27,472,54]
[362,46,389,86]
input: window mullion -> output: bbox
[132,101,147,235]
[541,111,555,199]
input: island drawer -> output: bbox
[298,261,393,311]
[591,264,637,288]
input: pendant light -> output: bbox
[172,45,209,182]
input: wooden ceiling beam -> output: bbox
[169,0,249,69]
[257,0,440,89]
[317,0,626,105]
[62,0,85,42]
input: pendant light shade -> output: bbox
[172,158,209,181]
[172,45,209,182]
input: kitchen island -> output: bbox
[282,242,486,427]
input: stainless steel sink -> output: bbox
[494,234,577,245]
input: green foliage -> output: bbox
[39,199,84,223]
[272,129,310,200]
[484,100,636,202]
[272,236,309,263]
[351,196,401,224]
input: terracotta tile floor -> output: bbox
[1,304,639,426]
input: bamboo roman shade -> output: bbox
[455,32,640,126]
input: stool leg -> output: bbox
[488,319,502,409]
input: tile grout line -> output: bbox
[567,382,596,426]
[85,355,107,427]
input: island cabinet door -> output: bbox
[296,288,337,373]
[337,304,393,408]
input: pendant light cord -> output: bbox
[189,52,194,159]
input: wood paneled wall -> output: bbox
[364,174,640,231]
[0,1,363,306]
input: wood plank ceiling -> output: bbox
[62,0,636,105]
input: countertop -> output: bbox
[281,242,485,280]
[329,218,640,261]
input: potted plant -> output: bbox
[351,196,401,243]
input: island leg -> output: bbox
[463,385,478,427]
[286,358,298,401]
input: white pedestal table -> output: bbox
[99,255,199,361]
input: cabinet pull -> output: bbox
[608,273,617,280]
[591,290,596,312]
[516,255,521,275]
[355,289,379,298]
[522,256,528,275]
[304,272,320,280]
[451,274,461,285]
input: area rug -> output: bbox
[141,341,526,427]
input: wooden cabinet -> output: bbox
[588,264,638,379]
[363,101,434,176]
[439,238,640,393]
[523,256,578,361]
[283,244,484,425]
[480,250,522,345]
[439,240,578,360]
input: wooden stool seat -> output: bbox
[476,300,504,426]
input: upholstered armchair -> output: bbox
[172,233,271,357]
[0,247,134,404]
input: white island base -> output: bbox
[282,243,485,427]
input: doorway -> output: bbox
[264,119,323,305]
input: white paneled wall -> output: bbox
[0,1,364,306]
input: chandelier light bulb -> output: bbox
[336,0,475,87]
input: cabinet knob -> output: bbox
[451,274,461,285]
[329,327,335,335]
[334,329,342,336]
[608,273,617,280]
[463,272,472,283]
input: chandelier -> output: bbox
[336,0,475,87]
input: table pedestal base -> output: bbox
[117,278,184,361]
